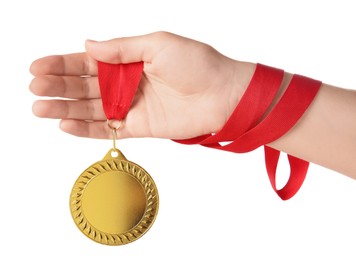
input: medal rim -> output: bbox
[69,155,159,246]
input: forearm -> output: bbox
[268,79,356,179]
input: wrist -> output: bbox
[226,62,293,123]
[224,60,256,124]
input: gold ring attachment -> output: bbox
[106,119,123,131]
[106,119,123,157]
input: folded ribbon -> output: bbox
[98,61,143,120]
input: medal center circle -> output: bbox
[82,170,147,234]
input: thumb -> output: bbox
[85,32,163,64]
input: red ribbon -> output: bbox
[98,62,321,200]
[98,61,143,120]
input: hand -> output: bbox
[30,31,255,139]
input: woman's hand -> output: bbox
[30,31,255,140]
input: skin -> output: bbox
[29,31,356,179]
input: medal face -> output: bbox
[70,149,159,245]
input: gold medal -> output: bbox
[69,121,159,245]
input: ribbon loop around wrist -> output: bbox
[175,64,321,200]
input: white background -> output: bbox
[1,0,355,259]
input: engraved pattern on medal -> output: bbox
[70,159,159,245]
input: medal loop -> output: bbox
[107,119,123,156]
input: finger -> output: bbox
[32,99,106,120]
[85,31,176,64]
[29,75,100,99]
[29,53,97,76]
[59,119,133,139]
[58,102,152,139]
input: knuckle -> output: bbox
[81,77,90,98]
